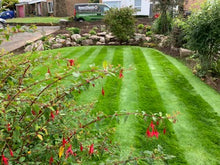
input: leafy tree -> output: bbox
[185,0,220,75]
[1,0,18,11]
[151,0,186,34]
[104,7,135,42]
[151,0,173,34]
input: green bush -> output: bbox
[171,18,187,48]
[0,26,176,165]
[92,26,98,31]
[89,29,97,35]
[145,25,151,32]
[146,31,153,36]
[185,0,220,75]
[104,7,136,42]
[66,27,80,34]
[137,24,144,29]
[152,13,172,34]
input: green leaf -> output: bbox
[44,108,50,120]
[33,104,40,113]
[26,106,31,115]
[124,115,129,123]
[19,157,25,162]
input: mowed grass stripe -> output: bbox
[77,46,97,64]
[31,47,88,79]
[165,55,220,115]
[77,47,115,105]
[147,49,220,164]
[132,47,187,164]
[143,48,207,164]
[78,46,103,70]
[93,46,123,115]
[114,47,139,159]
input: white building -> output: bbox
[102,0,152,16]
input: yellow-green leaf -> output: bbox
[42,128,48,135]
[103,61,108,70]
[59,146,64,158]
[37,134,43,141]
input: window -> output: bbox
[104,1,121,8]
[135,0,141,12]
[47,1,53,13]
[99,5,110,13]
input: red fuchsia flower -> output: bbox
[2,155,8,165]
[146,127,151,137]
[62,137,68,147]
[92,84,95,87]
[31,110,36,116]
[104,148,108,151]
[150,121,155,130]
[154,13,160,18]
[49,156,53,165]
[47,68,51,74]
[156,121,159,125]
[163,128,166,135]
[80,144,83,152]
[153,130,159,139]
[9,149,13,157]
[7,124,11,131]
[119,69,124,78]
[68,59,75,66]
[65,145,74,159]
[50,111,55,121]
[89,144,94,155]
[102,87,105,96]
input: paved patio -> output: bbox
[0,26,60,52]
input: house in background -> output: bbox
[16,0,53,17]
[53,0,90,17]
[101,0,153,16]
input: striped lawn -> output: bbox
[29,46,220,164]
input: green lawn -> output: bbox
[6,17,68,24]
[26,46,220,164]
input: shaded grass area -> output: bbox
[145,49,220,164]
[114,47,139,159]
[15,46,220,164]
[132,47,187,164]
[6,17,68,24]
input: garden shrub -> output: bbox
[66,27,80,34]
[146,31,153,36]
[0,53,177,164]
[92,26,98,31]
[137,24,145,30]
[89,29,97,35]
[185,0,220,75]
[171,18,187,48]
[152,13,172,34]
[104,7,136,42]
[145,25,151,32]
[0,27,178,164]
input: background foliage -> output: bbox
[185,0,220,75]
[104,7,136,42]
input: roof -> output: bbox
[28,0,46,4]
[17,0,46,4]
